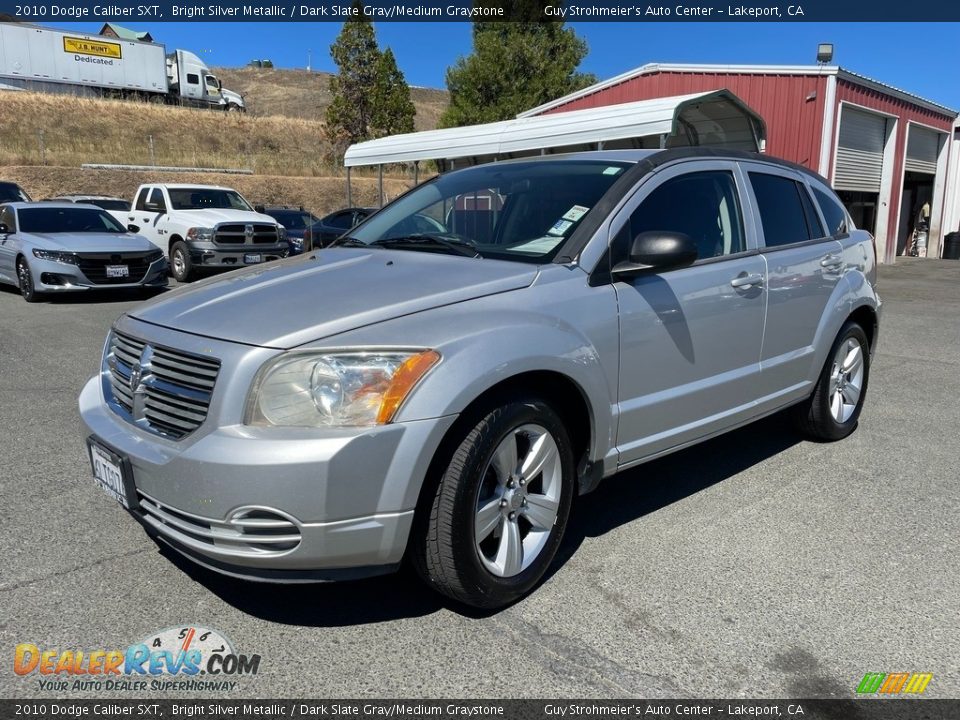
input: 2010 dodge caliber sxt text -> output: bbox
[80,149,880,609]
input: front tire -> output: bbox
[16,257,42,303]
[794,321,870,441]
[170,241,195,283]
[413,398,575,609]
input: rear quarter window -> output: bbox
[812,187,849,236]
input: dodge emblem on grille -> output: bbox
[245,224,254,242]
[129,362,142,391]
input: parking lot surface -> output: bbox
[1,259,958,699]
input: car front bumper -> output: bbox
[31,258,168,292]
[78,375,457,581]
[186,241,289,269]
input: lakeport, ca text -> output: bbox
[544,4,805,17]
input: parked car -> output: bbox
[255,206,320,255]
[45,195,131,226]
[0,202,167,302]
[79,149,880,609]
[0,181,31,203]
[304,207,376,248]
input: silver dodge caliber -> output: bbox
[80,149,880,608]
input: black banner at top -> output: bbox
[2,699,960,720]
[3,0,960,22]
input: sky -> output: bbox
[63,21,960,110]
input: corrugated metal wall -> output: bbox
[541,71,829,169]
[830,80,954,261]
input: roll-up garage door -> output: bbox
[834,107,887,193]
[905,126,940,174]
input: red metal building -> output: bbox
[520,64,957,263]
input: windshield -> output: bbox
[168,188,253,211]
[0,184,31,203]
[88,199,130,211]
[346,160,630,263]
[18,207,128,234]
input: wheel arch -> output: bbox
[847,303,878,354]
[414,368,596,522]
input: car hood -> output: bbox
[170,209,278,226]
[26,232,157,252]
[130,248,539,349]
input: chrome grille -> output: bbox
[137,491,302,555]
[106,330,220,439]
[76,251,159,285]
[213,223,280,245]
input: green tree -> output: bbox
[325,3,381,153]
[371,48,416,138]
[441,4,596,127]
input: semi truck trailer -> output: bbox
[0,23,245,111]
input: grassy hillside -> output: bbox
[0,91,336,176]
[1,166,411,217]
[0,69,447,176]
[215,66,449,131]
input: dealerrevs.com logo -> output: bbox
[14,626,260,693]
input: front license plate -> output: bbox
[88,440,129,509]
[243,253,262,264]
[106,264,129,278]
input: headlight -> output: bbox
[146,250,164,263]
[246,350,440,427]
[278,226,288,241]
[32,249,78,265]
[288,237,303,252]
[186,227,215,242]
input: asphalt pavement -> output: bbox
[1,258,958,699]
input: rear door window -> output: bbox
[748,172,815,248]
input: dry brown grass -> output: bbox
[0,91,339,176]
[214,67,449,131]
[1,166,412,217]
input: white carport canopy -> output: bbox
[343,89,767,171]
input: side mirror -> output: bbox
[612,231,698,279]
[254,205,265,214]
[144,201,163,213]
[127,224,140,233]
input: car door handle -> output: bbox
[730,273,764,288]
[821,254,843,268]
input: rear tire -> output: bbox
[794,321,870,441]
[412,398,575,609]
[170,241,195,283]
[16,257,42,303]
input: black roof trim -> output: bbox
[640,147,829,185]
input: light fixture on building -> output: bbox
[817,43,834,64]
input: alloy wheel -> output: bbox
[474,423,562,578]
[828,337,865,423]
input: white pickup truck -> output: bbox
[124,184,288,282]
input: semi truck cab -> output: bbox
[166,50,244,111]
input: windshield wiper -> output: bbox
[372,235,480,258]
[329,236,372,248]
